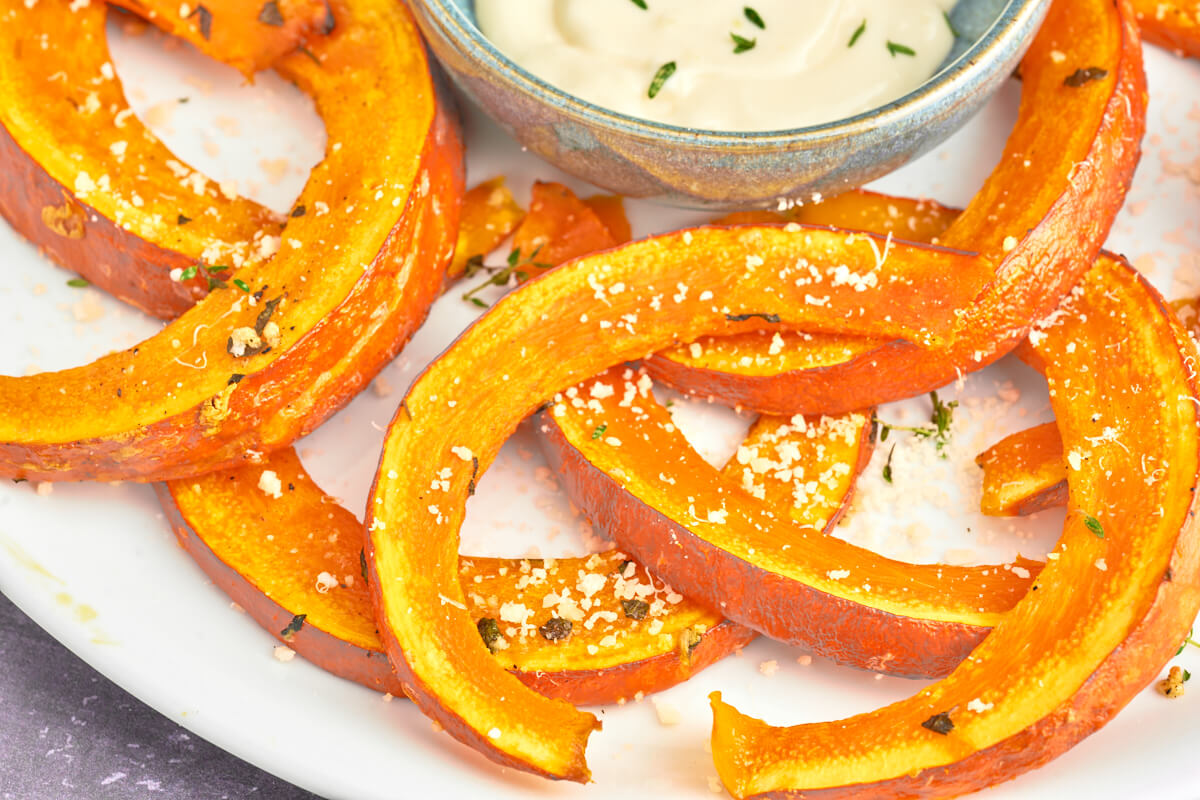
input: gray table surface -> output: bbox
[0,591,320,800]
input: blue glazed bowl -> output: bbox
[407,0,1050,210]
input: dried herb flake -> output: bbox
[621,598,649,620]
[921,711,954,735]
[1064,67,1108,87]
[258,0,284,26]
[279,613,306,641]
[726,312,781,323]
[538,617,572,641]
[477,617,502,652]
[188,4,213,40]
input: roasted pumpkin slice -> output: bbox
[367,226,994,781]
[0,0,290,319]
[977,421,1068,516]
[647,0,1146,416]
[446,177,526,280]
[710,253,1200,799]
[110,0,335,78]
[653,192,954,409]
[1133,0,1200,58]
[156,447,754,705]
[0,0,464,483]
[541,367,1038,678]
[977,295,1200,517]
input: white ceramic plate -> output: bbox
[3,16,1200,800]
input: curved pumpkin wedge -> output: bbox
[647,0,1146,416]
[978,295,1200,518]
[446,177,526,280]
[110,0,334,78]
[366,226,995,781]
[541,367,1039,678]
[0,0,465,483]
[710,253,1200,799]
[652,192,956,403]
[1133,0,1200,58]
[977,422,1068,517]
[155,448,754,705]
[0,0,289,319]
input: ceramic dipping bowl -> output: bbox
[407,0,1049,210]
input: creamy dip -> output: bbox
[476,0,960,131]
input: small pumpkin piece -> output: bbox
[976,421,1068,516]
[510,181,618,276]
[446,177,526,280]
[582,194,633,244]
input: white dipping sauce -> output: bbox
[476,0,960,131]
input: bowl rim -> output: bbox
[414,0,1049,145]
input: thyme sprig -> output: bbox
[461,246,552,308]
[874,391,959,462]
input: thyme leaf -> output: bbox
[744,6,765,29]
[943,11,961,38]
[648,61,677,99]
[731,33,757,54]
[848,19,866,47]
[460,246,551,307]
